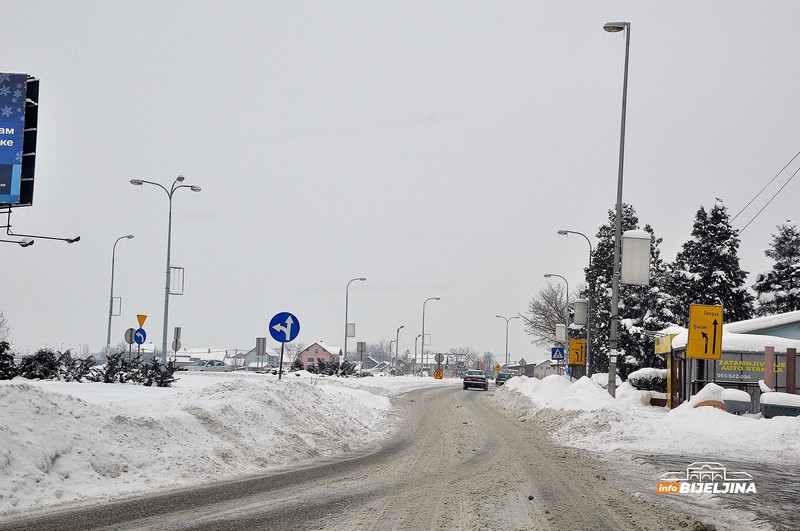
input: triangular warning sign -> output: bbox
[137,314,147,328]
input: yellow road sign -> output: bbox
[434,369,443,380]
[137,314,147,328]
[687,304,723,359]
[569,339,586,365]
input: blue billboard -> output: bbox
[0,73,28,205]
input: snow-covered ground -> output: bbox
[1,371,799,517]
[494,374,800,461]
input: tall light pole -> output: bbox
[544,273,569,374]
[603,21,631,397]
[495,315,519,367]
[107,234,134,354]
[130,176,201,363]
[395,325,404,368]
[343,277,366,362]
[421,297,440,376]
[558,229,593,375]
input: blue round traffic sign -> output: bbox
[269,312,300,343]
[134,328,147,345]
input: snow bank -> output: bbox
[0,372,442,514]
[494,376,800,464]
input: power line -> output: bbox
[739,164,800,234]
[731,149,800,223]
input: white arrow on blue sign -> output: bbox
[269,312,300,343]
[551,347,565,361]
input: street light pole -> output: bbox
[414,334,421,374]
[558,229,594,375]
[421,297,440,376]
[107,234,134,354]
[395,325,404,368]
[544,273,569,375]
[343,277,366,363]
[495,315,520,367]
[604,21,631,398]
[130,176,201,364]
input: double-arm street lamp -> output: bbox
[343,277,366,362]
[130,176,201,363]
[603,21,631,397]
[495,315,519,367]
[558,229,593,375]
[420,297,440,376]
[106,234,134,353]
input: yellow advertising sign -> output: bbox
[687,304,723,359]
[494,363,501,374]
[569,339,586,365]
[654,335,673,354]
[137,314,147,328]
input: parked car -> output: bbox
[463,370,489,391]
[495,372,513,386]
[187,359,234,372]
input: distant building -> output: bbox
[297,342,342,366]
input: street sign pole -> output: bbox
[278,343,285,380]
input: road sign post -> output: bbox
[687,304,723,359]
[569,339,586,366]
[357,341,366,363]
[270,312,300,380]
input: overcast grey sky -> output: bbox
[2,1,800,361]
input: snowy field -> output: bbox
[1,371,799,517]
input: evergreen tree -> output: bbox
[18,349,59,379]
[753,220,800,316]
[668,199,755,324]
[290,356,304,371]
[585,204,676,377]
[0,341,17,380]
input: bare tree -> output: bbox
[449,347,480,370]
[481,351,495,374]
[521,283,569,346]
[367,340,392,361]
[0,311,9,343]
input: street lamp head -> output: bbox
[433,297,440,301]
[18,238,34,247]
[190,186,202,192]
[544,273,552,278]
[399,325,405,330]
[557,229,569,235]
[66,236,81,244]
[603,22,628,33]
[130,179,144,186]
[125,234,134,239]
[176,175,185,182]
[358,277,366,281]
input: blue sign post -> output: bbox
[269,312,300,381]
[134,328,147,345]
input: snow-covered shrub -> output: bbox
[17,349,59,379]
[627,367,667,393]
[0,341,17,380]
